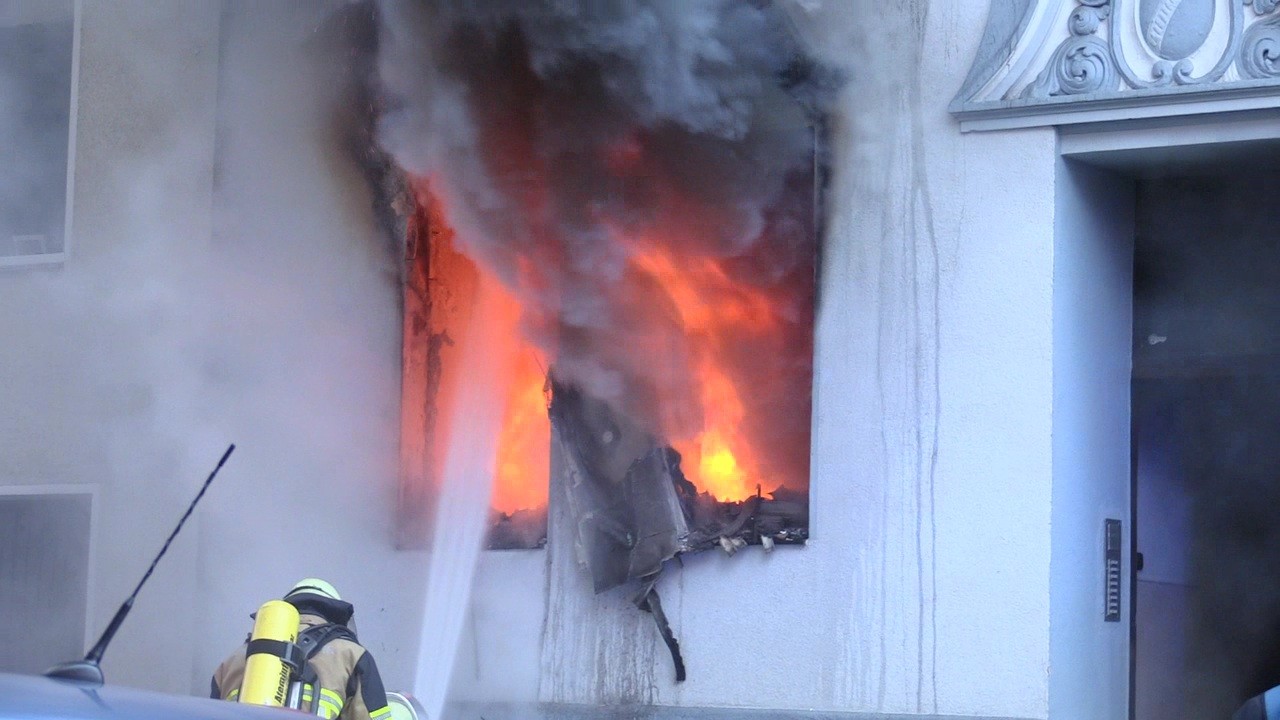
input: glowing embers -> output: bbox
[550,377,809,591]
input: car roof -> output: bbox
[0,672,293,720]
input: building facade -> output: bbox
[4,1,1278,718]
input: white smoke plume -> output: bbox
[1,0,425,693]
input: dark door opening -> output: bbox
[1132,167,1280,719]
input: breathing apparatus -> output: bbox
[237,599,306,708]
[237,578,351,711]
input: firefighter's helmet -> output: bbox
[284,578,340,602]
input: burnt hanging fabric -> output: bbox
[549,380,697,681]
[633,573,685,683]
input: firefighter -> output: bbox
[211,578,392,720]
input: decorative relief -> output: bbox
[1240,15,1280,77]
[954,0,1280,123]
[1022,35,1118,97]
[1072,1,1112,36]
[1116,0,1240,88]
[1022,0,1263,99]
[1141,0,1215,62]
[1252,0,1280,16]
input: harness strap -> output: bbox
[245,638,307,674]
[295,623,358,715]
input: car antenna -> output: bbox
[45,444,236,686]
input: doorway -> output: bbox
[1131,166,1280,719]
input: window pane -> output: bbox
[0,493,91,675]
[0,1,74,259]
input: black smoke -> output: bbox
[372,0,840,487]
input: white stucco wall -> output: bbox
[0,0,223,694]
[1049,160,1134,720]
[190,1,427,697]
[454,3,1060,718]
[0,0,425,696]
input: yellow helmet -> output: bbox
[284,578,340,602]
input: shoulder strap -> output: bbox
[298,623,356,659]
[296,623,358,687]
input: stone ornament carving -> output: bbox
[1240,13,1280,77]
[1022,34,1117,97]
[1021,1,1118,97]
[1112,0,1238,90]
[952,0,1280,128]
[1253,0,1280,16]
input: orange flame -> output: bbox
[630,249,777,501]
[462,274,550,517]
[679,365,754,501]
[404,181,809,523]
[491,344,550,515]
[403,184,550,519]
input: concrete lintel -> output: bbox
[1057,107,1280,156]
[957,83,1280,133]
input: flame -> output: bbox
[404,181,809,521]
[391,21,818,543]
[631,249,775,502]
[404,184,550,520]
[491,344,550,515]
[680,366,753,501]
[464,270,551,517]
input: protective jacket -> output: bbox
[211,593,390,720]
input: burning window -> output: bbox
[394,124,820,552]
[379,2,833,566]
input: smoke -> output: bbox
[1,0,429,695]
[373,0,840,483]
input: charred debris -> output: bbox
[549,378,807,681]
